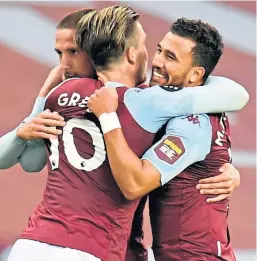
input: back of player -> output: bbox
[150,113,236,261]
[19,78,155,261]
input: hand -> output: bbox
[196,163,240,203]
[88,87,119,118]
[38,66,64,97]
[17,110,66,140]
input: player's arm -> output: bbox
[19,139,48,172]
[192,76,249,113]
[100,114,211,200]
[0,128,27,168]
[17,110,65,172]
[0,96,45,169]
[0,66,64,171]
[124,76,249,132]
[0,98,61,171]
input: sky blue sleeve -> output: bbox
[141,114,212,185]
[22,96,46,123]
[19,139,47,172]
[0,128,26,168]
[0,97,46,170]
[19,97,48,172]
[124,76,248,133]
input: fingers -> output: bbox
[30,131,57,140]
[32,110,65,131]
[31,124,62,136]
[39,110,64,121]
[31,110,65,138]
[33,117,65,128]
[89,93,97,101]
[206,194,230,203]
[87,94,97,108]
[196,181,232,190]
[198,174,230,184]
[94,89,101,96]
[198,188,232,195]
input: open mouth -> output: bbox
[64,72,78,79]
[152,70,167,84]
[153,70,166,78]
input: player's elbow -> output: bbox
[21,162,46,173]
[238,88,249,109]
[20,153,47,172]
[19,140,47,173]
[228,79,250,110]
[121,185,146,201]
[123,189,143,201]
[234,86,250,110]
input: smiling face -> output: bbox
[149,32,197,87]
[55,28,96,79]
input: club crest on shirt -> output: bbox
[154,136,185,165]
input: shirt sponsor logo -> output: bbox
[154,136,185,165]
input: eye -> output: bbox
[69,49,79,55]
[167,55,174,60]
[55,49,62,58]
[157,47,162,54]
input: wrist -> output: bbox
[16,124,27,140]
[99,112,121,134]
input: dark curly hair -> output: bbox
[171,18,224,80]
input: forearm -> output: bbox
[0,128,26,168]
[0,96,46,170]
[24,97,46,123]
[104,129,154,200]
[193,76,249,114]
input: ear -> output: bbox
[189,67,205,84]
[126,46,137,65]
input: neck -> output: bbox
[97,66,135,88]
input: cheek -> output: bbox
[165,63,177,77]
[144,48,148,61]
[75,57,87,71]
[78,58,95,77]
[168,62,184,75]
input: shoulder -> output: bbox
[166,114,212,139]
[59,78,102,93]
[46,78,102,100]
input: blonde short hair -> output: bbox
[75,5,139,70]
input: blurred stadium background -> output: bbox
[0,1,255,260]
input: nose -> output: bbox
[152,53,164,68]
[60,53,71,70]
